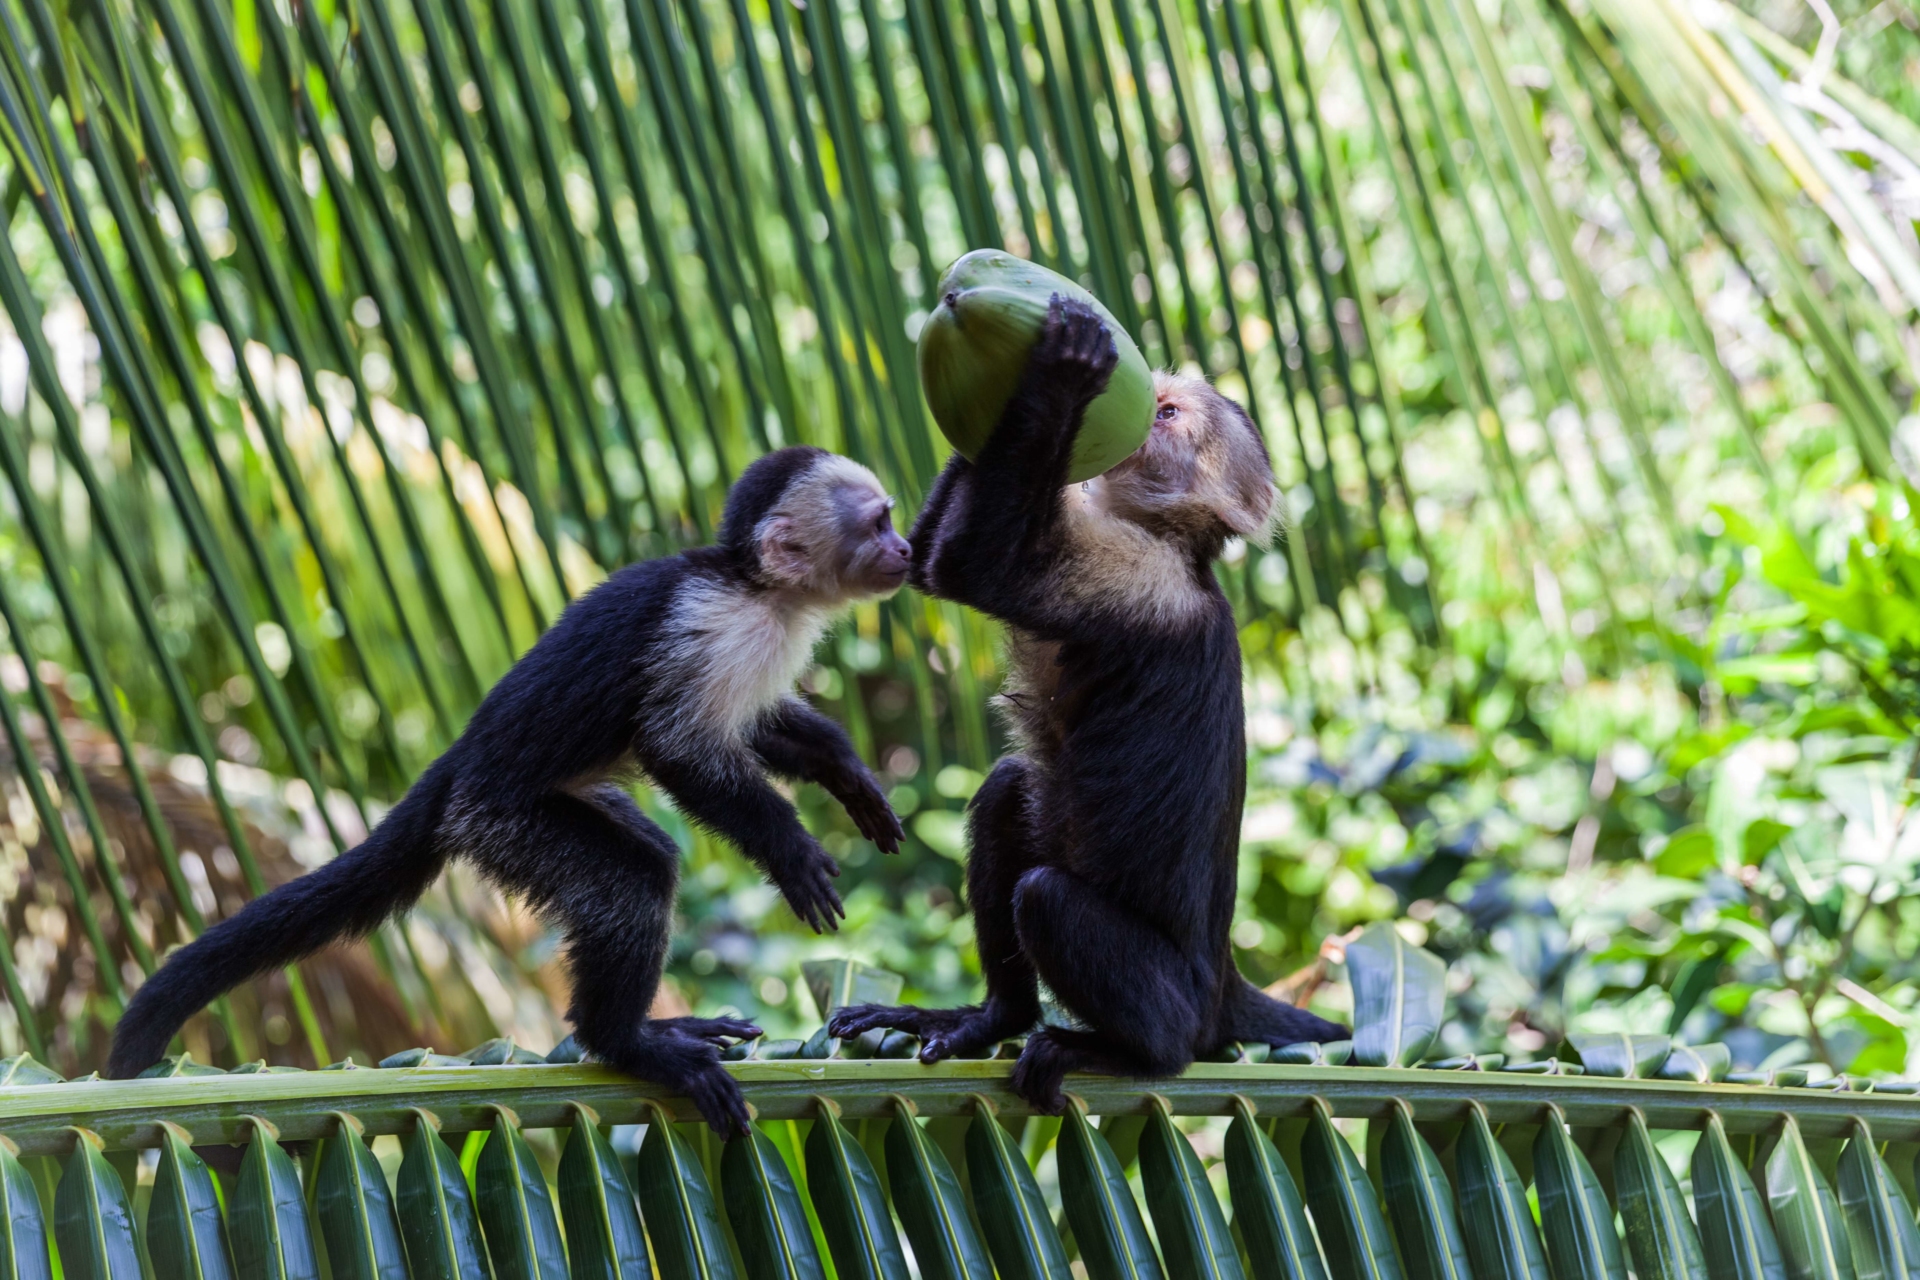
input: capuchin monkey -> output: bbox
[109,447,909,1134]
[831,298,1346,1110]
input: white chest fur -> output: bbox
[659,578,830,745]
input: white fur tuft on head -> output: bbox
[752,454,890,597]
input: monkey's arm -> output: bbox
[912,298,1116,625]
[645,750,846,933]
[750,697,903,854]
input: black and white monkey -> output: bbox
[109,447,910,1134]
[831,298,1346,1110]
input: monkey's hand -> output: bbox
[771,841,845,933]
[1022,295,1119,416]
[830,767,904,855]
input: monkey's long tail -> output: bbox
[106,763,455,1078]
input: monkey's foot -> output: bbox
[827,1002,1029,1063]
[1008,1031,1072,1115]
[653,1015,763,1046]
[679,1062,753,1139]
[593,1024,755,1138]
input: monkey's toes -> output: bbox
[828,1004,911,1039]
[666,1016,762,1044]
[687,1068,752,1139]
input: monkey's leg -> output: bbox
[475,787,758,1135]
[828,756,1044,1059]
[1006,865,1208,1110]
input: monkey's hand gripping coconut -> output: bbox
[916,249,1154,482]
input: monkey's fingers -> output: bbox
[849,788,906,854]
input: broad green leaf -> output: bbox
[801,960,905,1019]
[1834,1119,1920,1280]
[230,1118,321,1280]
[1301,1101,1404,1280]
[1657,1046,1733,1083]
[0,1058,62,1087]
[884,1100,992,1280]
[1454,1105,1549,1280]
[1767,1115,1855,1280]
[52,1130,139,1280]
[1691,1114,1787,1280]
[1347,922,1446,1066]
[637,1102,740,1280]
[476,1108,568,1280]
[963,1099,1071,1280]
[396,1110,489,1280]
[555,1105,650,1280]
[1139,1096,1244,1280]
[1057,1102,1164,1280]
[1531,1108,1628,1280]
[0,1140,50,1280]
[1615,1109,1708,1280]
[312,1114,408,1280]
[723,1124,827,1280]
[1569,1034,1672,1079]
[146,1123,234,1280]
[804,1101,908,1280]
[1379,1100,1473,1280]
[1223,1099,1326,1280]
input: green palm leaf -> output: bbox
[635,1101,740,1280]
[723,1122,828,1280]
[1767,1115,1856,1280]
[51,1130,139,1280]
[556,1105,651,1280]
[962,1098,1071,1280]
[312,1114,409,1280]
[1614,1109,1708,1280]
[145,1122,234,1280]
[1057,1100,1164,1280]
[804,1100,907,1280]
[0,1140,49,1280]
[1692,1114,1787,1280]
[1834,1119,1920,1280]
[1532,1106,1628,1280]
[1347,923,1446,1067]
[475,1106,569,1280]
[1454,1103,1550,1280]
[1301,1100,1405,1280]
[396,1109,490,1280]
[230,1118,322,1280]
[885,1098,992,1280]
[1379,1100,1473,1280]
[1223,1099,1326,1280]
[1138,1095,1243,1280]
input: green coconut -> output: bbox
[916,250,1154,483]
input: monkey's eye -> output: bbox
[874,512,891,534]
[1155,403,1179,421]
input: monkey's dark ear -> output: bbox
[1213,397,1281,545]
[1215,478,1281,545]
[757,516,813,585]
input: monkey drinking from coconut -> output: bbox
[110,447,909,1135]
[831,297,1346,1110]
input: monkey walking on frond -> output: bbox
[831,297,1346,1110]
[109,448,911,1135]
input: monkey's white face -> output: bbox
[754,457,911,601]
[1092,372,1279,546]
